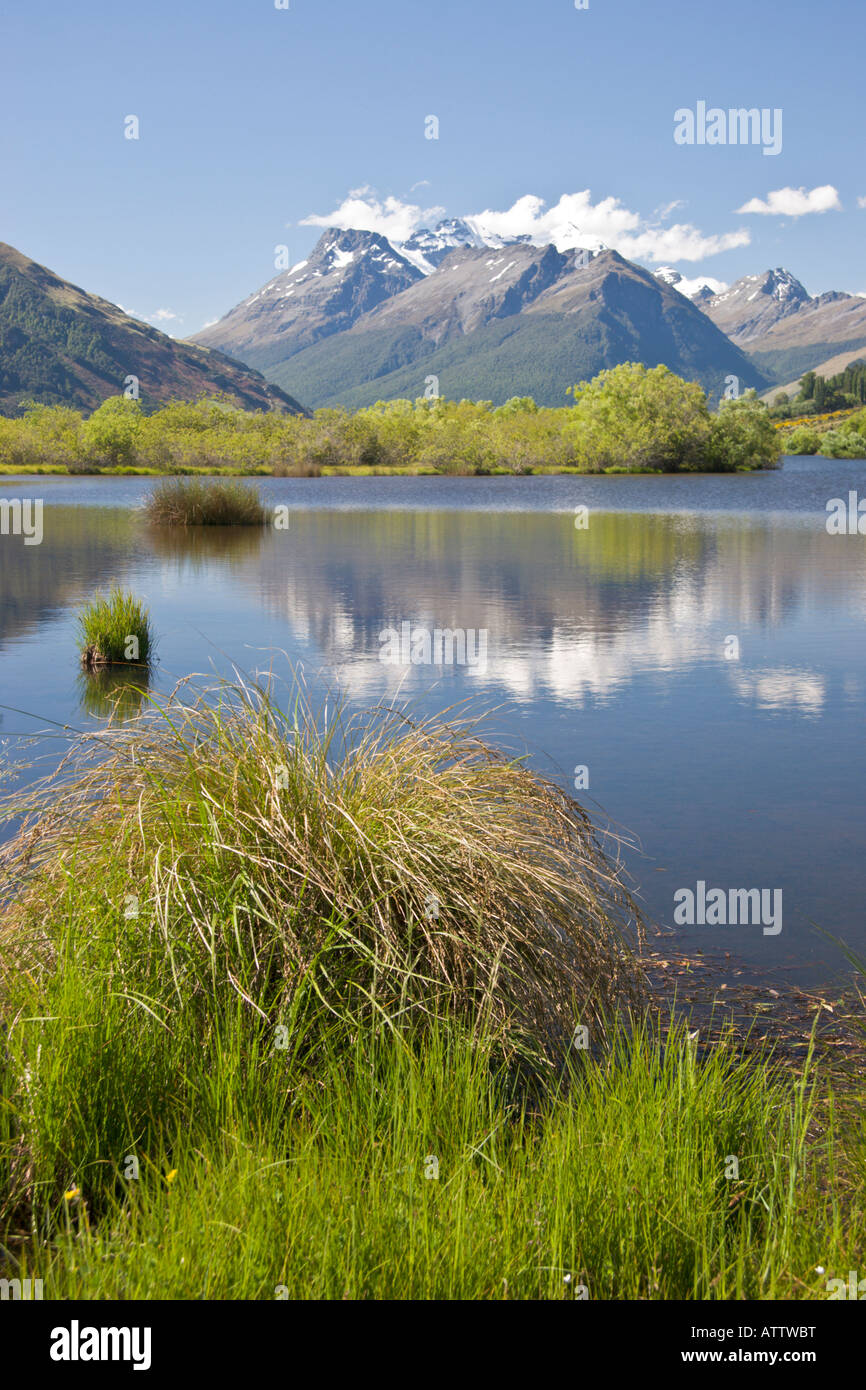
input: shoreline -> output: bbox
[0,462,784,479]
[642,944,866,1079]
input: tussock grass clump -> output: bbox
[144,476,268,526]
[0,676,643,1073]
[76,586,153,668]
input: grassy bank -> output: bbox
[4,1022,859,1301]
[0,462,776,479]
[0,463,273,478]
[1,679,863,1299]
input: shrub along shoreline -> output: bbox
[775,408,866,459]
[1,676,864,1299]
[0,363,782,477]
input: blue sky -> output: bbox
[1,0,863,334]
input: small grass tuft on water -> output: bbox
[144,476,268,526]
[76,586,153,669]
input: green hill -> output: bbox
[0,243,307,416]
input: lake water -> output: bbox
[2,457,865,986]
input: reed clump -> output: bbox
[144,476,268,526]
[76,586,153,668]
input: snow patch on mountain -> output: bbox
[327,245,356,270]
[399,218,486,273]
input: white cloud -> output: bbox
[303,187,750,264]
[858,195,866,209]
[620,221,749,262]
[729,667,825,715]
[120,305,182,326]
[300,185,445,243]
[655,267,727,298]
[464,191,748,262]
[464,191,637,248]
[677,274,727,298]
[735,184,842,217]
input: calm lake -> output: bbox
[2,456,865,986]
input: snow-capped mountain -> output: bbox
[686,268,866,384]
[193,227,423,370]
[192,228,866,411]
[702,268,866,386]
[398,218,484,274]
[211,239,766,409]
[192,220,614,371]
[654,266,684,288]
[396,217,587,275]
[699,269,812,342]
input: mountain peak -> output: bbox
[758,267,810,303]
[193,226,422,370]
[313,225,412,266]
[655,265,684,288]
[699,267,811,344]
[399,218,483,273]
[708,267,809,307]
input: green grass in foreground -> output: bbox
[76,586,153,668]
[0,678,863,1299]
[1,1015,861,1300]
[144,476,268,525]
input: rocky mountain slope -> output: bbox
[192,229,423,373]
[262,245,768,409]
[697,269,866,385]
[697,269,812,343]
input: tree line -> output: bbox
[0,363,781,475]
